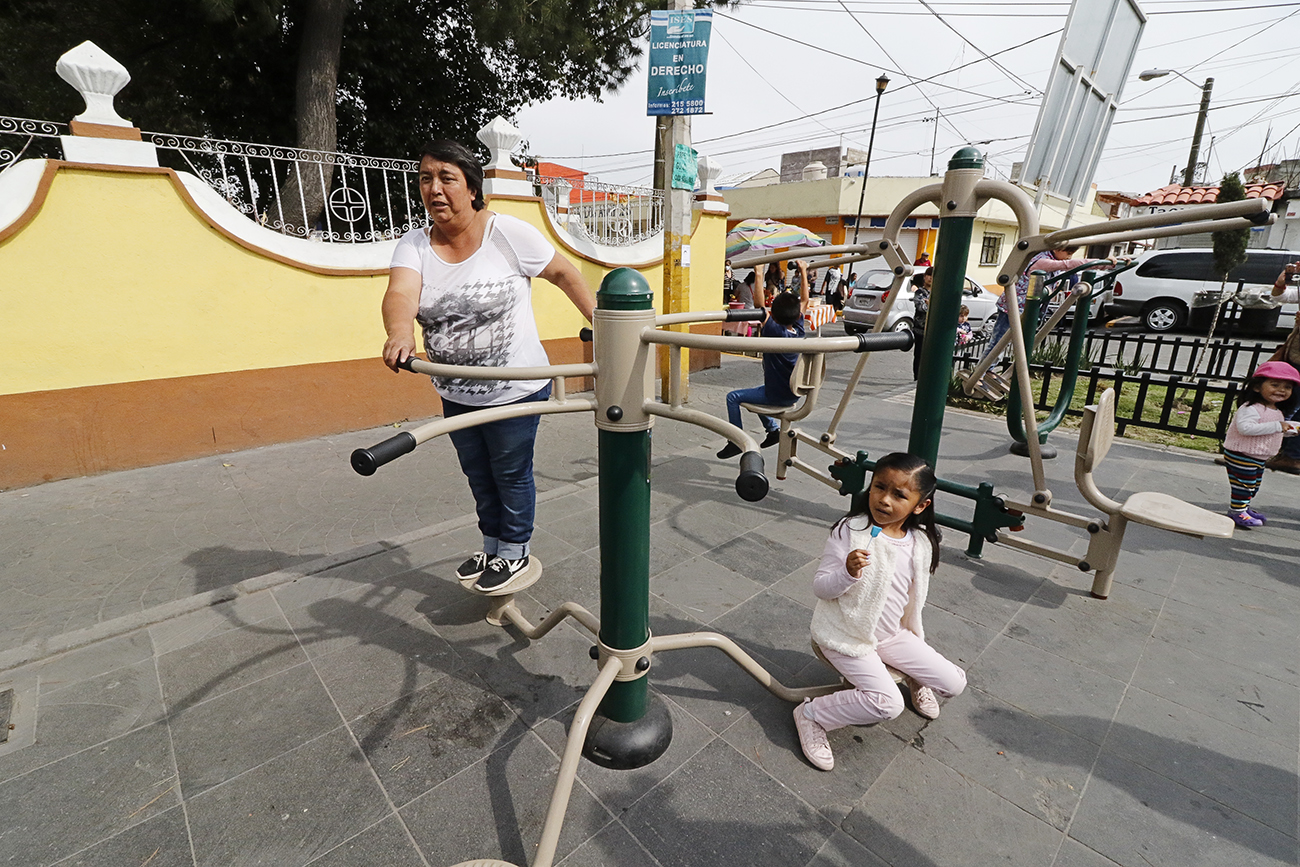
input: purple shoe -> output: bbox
[1245,508,1267,524]
[1229,510,1264,529]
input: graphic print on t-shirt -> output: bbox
[417,277,519,396]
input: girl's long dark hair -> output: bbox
[1239,375,1300,415]
[834,452,941,574]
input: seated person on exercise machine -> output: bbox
[717,259,810,459]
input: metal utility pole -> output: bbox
[851,74,889,246]
[928,109,940,177]
[1185,77,1213,187]
[1138,70,1213,187]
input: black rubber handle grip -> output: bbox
[735,451,769,502]
[579,327,593,342]
[853,330,913,353]
[395,356,418,372]
[351,431,417,476]
[725,308,767,322]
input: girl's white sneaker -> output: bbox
[793,702,834,771]
[908,678,941,719]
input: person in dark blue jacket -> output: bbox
[717,259,809,459]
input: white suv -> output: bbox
[842,266,998,334]
[1105,248,1299,333]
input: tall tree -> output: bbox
[0,0,656,157]
[1192,172,1251,375]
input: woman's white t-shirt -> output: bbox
[390,214,556,406]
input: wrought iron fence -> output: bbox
[144,132,424,243]
[1036,327,1278,382]
[957,326,1278,382]
[1006,364,1241,441]
[950,330,1273,442]
[537,174,662,247]
[1,116,66,171]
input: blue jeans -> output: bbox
[981,310,1011,363]
[442,383,551,560]
[726,384,792,434]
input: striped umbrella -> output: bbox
[725,218,826,259]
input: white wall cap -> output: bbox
[483,176,536,198]
[56,41,134,127]
[60,136,159,168]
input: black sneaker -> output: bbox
[716,442,742,459]
[475,556,529,591]
[456,552,489,581]
[760,430,781,448]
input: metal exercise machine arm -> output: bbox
[642,327,912,355]
[350,355,599,476]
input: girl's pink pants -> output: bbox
[805,631,966,730]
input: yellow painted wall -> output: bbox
[0,165,727,397]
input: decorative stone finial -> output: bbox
[477,116,524,173]
[697,154,722,196]
[56,41,133,128]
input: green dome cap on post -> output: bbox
[598,267,654,310]
[948,147,984,170]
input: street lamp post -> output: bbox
[851,73,890,247]
[1138,69,1214,187]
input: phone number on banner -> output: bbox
[664,99,706,113]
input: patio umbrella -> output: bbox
[726,218,826,259]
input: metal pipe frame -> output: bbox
[730,242,873,269]
[1045,196,1268,243]
[530,657,623,867]
[650,632,843,702]
[641,327,910,355]
[1054,215,1265,250]
[398,397,598,448]
[643,402,760,455]
[403,357,597,381]
[487,598,601,636]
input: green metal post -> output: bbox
[597,428,650,722]
[594,269,654,724]
[908,148,984,467]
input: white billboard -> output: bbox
[1019,0,1147,205]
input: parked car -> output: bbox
[1105,248,1300,333]
[842,267,999,335]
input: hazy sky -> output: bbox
[515,0,1300,196]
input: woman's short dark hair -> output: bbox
[418,140,485,211]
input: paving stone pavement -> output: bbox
[1,335,1297,867]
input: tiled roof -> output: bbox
[1136,182,1284,205]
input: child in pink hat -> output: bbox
[1222,361,1300,527]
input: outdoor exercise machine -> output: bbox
[351,269,912,867]
[996,261,1140,458]
[728,147,1267,599]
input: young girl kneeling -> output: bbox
[793,452,967,771]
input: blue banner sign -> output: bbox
[647,10,712,116]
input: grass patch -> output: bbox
[947,372,1225,453]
